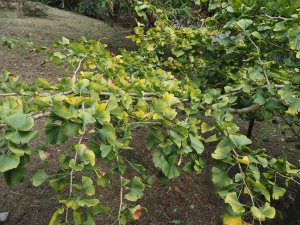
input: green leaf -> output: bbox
[172,48,185,57]
[69,159,84,171]
[249,164,260,181]
[272,186,286,200]
[91,204,110,215]
[251,203,275,221]
[212,166,233,187]
[5,130,38,145]
[78,198,99,207]
[53,103,77,120]
[98,123,116,144]
[63,121,81,136]
[5,113,34,131]
[163,163,180,179]
[4,165,25,186]
[248,66,264,81]
[106,95,121,116]
[288,27,300,50]
[81,176,96,196]
[169,127,188,148]
[236,19,253,30]
[225,192,245,213]
[3,155,28,186]
[125,177,145,202]
[8,142,31,156]
[73,211,82,225]
[99,144,113,158]
[212,138,232,160]
[153,150,169,170]
[189,135,204,154]
[45,122,68,145]
[229,134,252,148]
[75,144,95,166]
[31,169,49,186]
[95,110,110,125]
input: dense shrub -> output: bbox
[23,1,48,17]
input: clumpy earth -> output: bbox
[0,4,299,225]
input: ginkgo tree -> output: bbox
[1,0,300,224]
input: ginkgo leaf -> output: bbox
[163,93,180,106]
[272,186,286,200]
[225,192,245,213]
[223,214,250,225]
[31,169,49,186]
[5,113,34,131]
[251,203,275,221]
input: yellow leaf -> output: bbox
[162,93,180,106]
[153,113,162,120]
[133,110,147,120]
[238,156,250,165]
[65,96,84,107]
[88,61,96,69]
[96,103,107,112]
[120,112,129,122]
[146,42,154,51]
[223,215,250,225]
[115,55,124,64]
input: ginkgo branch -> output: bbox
[65,103,86,223]
[118,175,124,225]
[72,54,87,83]
[248,36,270,86]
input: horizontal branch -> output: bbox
[265,15,289,21]
[230,104,261,114]
[217,84,284,100]
[0,91,73,97]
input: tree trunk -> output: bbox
[17,0,24,17]
[247,119,255,138]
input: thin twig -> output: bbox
[248,36,270,86]
[118,176,124,225]
[72,54,87,83]
[267,167,300,185]
[265,15,289,21]
[65,58,87,222]
[65,102,85,223]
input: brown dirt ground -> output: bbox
[0,4,299,225]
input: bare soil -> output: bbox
[0,5,299,225]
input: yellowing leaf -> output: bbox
[163,93,180,106]
[146,42,154,51]
[96,103,107,112]
[133,110,147,120]
[223,215,250,225]
[237,156,250,165]
[153,113,162,120]
[115,55,124,63]
[65,96,84,107]
[225,192,245,213]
